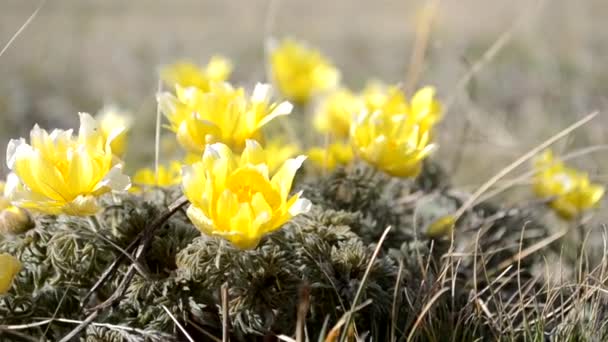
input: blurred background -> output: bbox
[0,0,606,202]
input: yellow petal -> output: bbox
[271,155,307,200]
[0,253,21,294]
[240,140,266,166]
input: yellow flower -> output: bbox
[270,39,340,104]
[362,82,408,117]
[5,113,131,216]
[307,141,354,170]
[182,140,311,249]
[362,83,442,130]
[263,137,300,173]
[95,105,133,157]
[158,82,293,154]
[313,89,361,139]
[130,161,183,192]
[350,110,436,177]
[533,150,604,220]
[161,56,232,91]
[0,253,21,294]
[0,181,34,234]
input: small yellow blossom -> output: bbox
[362,82,409,116]
[533,150,604,220]
[161,56,232,91]
[362,83,442,130]
[130,161,183,192]
[5,113,131,216]
[96,105,133,157]
[270,39,340,104]
[263,137,300,173]
[425,215,455,238]
[313,89,361,139]
[350,110,436,177]
[182,140,311,249]
[0,181,34,234]
[0,253,21,294]
[307,141,354,171]
[158,82,292,154]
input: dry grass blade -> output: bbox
[326,299,373,342]
[162,305,195,342]
[406,287,450,342]
[403,0,440,94]
[476,144,608,203]
[296,284,311,342]
[390,260,405,342]
[496,228,568,272]
[338,226,392,342]
[0,0,46,59]
[58,311,98,342]
[444,0,544,112]
[186,318,223,342]
[222,284,230,342]
[278,335,297,342]
[452,111,599,221]
[154,78,163,184]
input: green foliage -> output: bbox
[0,162,605,341]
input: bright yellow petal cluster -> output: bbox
[533,150,604,220]
[182,140,311,249]
[5,113,131,216]
[349,83,442,177]
[161,56,232,91]
[130,161,183,192]
[307,141,354,171]
[270,39,340,104]
[362,83,442,131]
[313,89,361,139]
[158,82,293,154]
[350,110,436,177]
[263,137,300,173]
[0,253,21,294]
[95,105,133,157]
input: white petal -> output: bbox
[49,128,73,142]
[156,92,178,115]
[288,197,312,216]
[257,101,294,129]
[251,83,271,103]
[6,138,27,169]
[4,173,21,198]
[78,112,99,137]
[95,165,131,192]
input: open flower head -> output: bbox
[362,83,442,130]
[95,105,133,157]
[0,253,21,294]
[350,110,436,177]
[130,161,183,192]
[313,88,361,139]
[533,150,604,220]
[307,141,354,171]
[161,56,232,91]
[270,39,340,104]
[5,113,131,216]
[182,140,311,249]
[158,82,292,154]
